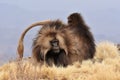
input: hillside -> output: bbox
[0,41,120,80]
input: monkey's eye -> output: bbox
[50,40,59,47]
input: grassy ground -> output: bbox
[0,41,120,80]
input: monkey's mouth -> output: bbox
[52,46,60,53]
[46,48,65,56]
[52,49,60,53]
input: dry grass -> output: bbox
[0,41,120,80]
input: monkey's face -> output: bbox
[37,31,68,57]
[67,13,84,26]
[50,39,60,54]
[68,13,79,26]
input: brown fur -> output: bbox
[17,13,95,67]
[32,13,95,66]
[32,20,69,66]
[60,13,96,64]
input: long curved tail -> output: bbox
[17,20,51,59]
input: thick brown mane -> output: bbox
[32,20,68,66]
[17,13,95,66]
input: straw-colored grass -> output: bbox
[0,41,120,80]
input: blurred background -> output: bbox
[0,0,120,65]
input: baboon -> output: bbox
[32,20,69,66]
[64,13,95,63]
[17,13,95,67]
